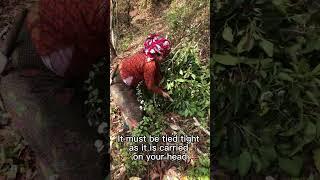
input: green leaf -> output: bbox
[279,119,304,137]
[312,64,320,75]
[238,151,252,176]
[308,174,315,180]
[278,72,294,82]
[213,54,240,66]
[304,121,317,142]
[253,80,262,89]
[314,78,320,86]
[175,79,187,83]
[218,156,238,171]
[306,91,319,106]
[222,26,234,43]
[302,39,320,54]
[199,154,210,167]
[316,119,320,139]
[313,148,320,174]
[16,103,27,117]
[279,156,303,177]
[290,121,317,156]
[260,71,267,78]
[252,154,262,173]
[89,71,94,78]
[240,57,261,65]
[234,84,242,114]
[228,126,241,155]
[259,146,277,162]
[237,33,254,53]
[291,14,310,25]
[272,0,288,14]
[92,89,99,96]
[259,39,274,57]
[259,102,270,116]
[260,58,274,68]
[287,44,302,61]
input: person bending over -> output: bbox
[111,33,173,130]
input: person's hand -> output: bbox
[162,91,173,102]
[126,118,138,129]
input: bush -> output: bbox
[213,0,320,177]
[137,41,210,127]
[83,59,108,153]
[163,42,210,125]
[187,154,210,179]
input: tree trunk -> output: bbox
[110,74,142,129]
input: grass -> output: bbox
[116,33,134,54]
[186,154,210,179]
[164,0,209,53]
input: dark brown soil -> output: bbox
[0,0,38,179]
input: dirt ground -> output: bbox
[0,0,38,179]
[0,0,35,40]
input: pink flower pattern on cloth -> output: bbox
[143,33,171,62]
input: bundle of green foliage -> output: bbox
[83,59,108,153]
[212,0,320,178]
[136,41,210,128]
